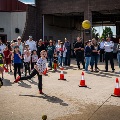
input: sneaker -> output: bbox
[105,70,108,72]
[14,76,20,83]
[39,90,44,94]
[85,71,90,73]
[112,70,115,73]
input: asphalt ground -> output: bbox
[0,59,120,120]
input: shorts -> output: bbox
[5,58,11,64]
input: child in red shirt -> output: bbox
[3,46,12,72]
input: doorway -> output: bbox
[0,34,7,43]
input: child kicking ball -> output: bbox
[14,50,47,94]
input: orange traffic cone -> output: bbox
[4,66,8,72]
[79,72,87,87]
[43,68,47,75]
[112,78,120,97]
[58,67,66,80]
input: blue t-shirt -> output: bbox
[14,52,21,63]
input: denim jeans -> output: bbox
[58,56,61,65]
[48,55,53,68]
[60,56,65,66]
[85,57,91,71]
[91,55,99,69]
[118,53,120,68]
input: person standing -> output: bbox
[100,38,105,62]
[25,36,37,52]
[90,39,100,72]
[104,37,115,72]
[59,42,67,67]
[3,46,12,72]
[0,39,6,53]
[23,44,31,76]
[11,46,22,80]
[85,41,92,72]
[37,39,45,57]
[74,37,85,69]
[117,39,120,73]
[47,40,55,69]
[64,38,71,66]
[56,40,61,65]
[11,36,24,71]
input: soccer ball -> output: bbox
[82,20,91,29]
[42,115,47,120]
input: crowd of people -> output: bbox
[0,35,119,92]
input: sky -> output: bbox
[19,0,35,4]
[95,26,116,37]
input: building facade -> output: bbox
[22,0,120,44]
[0,0,34,43]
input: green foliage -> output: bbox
[101,27,113,39]
[92,28,99,40]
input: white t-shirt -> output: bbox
[24,50,31,62]
[36,58,47,73]
[32,54,38,63]
[0,44,6,53]
[100,41,105,49]
[104,41,114,52]
[25,40,37,51]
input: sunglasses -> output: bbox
[18,39,21,40]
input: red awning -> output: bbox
[0,0,27,12]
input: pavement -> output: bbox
[0,59,120,120]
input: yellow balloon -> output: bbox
[82,20,91,29]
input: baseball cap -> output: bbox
[17,36,21,40]
[29,36,32,39]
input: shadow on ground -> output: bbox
[88,71,119,78]
[19,94,68,106]
[3,79,13,86]
[27,79,38,86]
[18,81,31,88]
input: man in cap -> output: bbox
[25,36,37,52]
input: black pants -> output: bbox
[76,54,85,69]
[0,77,3,86]
[24,62,30,76]
[100,49,105,62]
[31,62,36,70]
[65,51,71,66]
[20,69,42,90]
[105,52,114,71]
[14,63,21,79]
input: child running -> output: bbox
[24,44,31,76]
[14,50,47,94]
[11,46,22,80]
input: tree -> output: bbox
[101,27,113,39]
[92,27,99,40]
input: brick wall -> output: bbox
[22,5,36,41]
[22,0,120,42]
